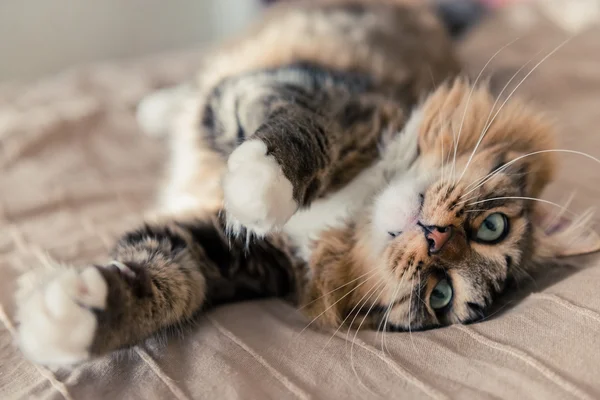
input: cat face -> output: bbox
[357,79,600,331]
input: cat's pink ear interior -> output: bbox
[533,207,600,258]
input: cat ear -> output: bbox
[503,150,556,200]
[533,206,600,258]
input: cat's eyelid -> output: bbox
[470,205,522,227]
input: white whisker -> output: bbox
[407,277,418,355]
[343,278,388,397]
[459,48,545,188]
[350,279,390,395]
[477,300,514,323]
[344,277,387,344]
[457,38,572,184]
[415,270,428,309]
[316,274,386,360]
[545,192,576,232]
[298,268,379,311]
[451,37,520,183]
[461,149,600,199]
[441,126,445,183]
[466,196,580,216]
[296,269,379,338]
[380,279,403,356]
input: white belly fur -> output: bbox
[283,163,385,260]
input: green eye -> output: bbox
[476,213,508,243]
[430,279,453,310]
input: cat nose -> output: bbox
[420,224,453,253]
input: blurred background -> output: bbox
[0,0,522,82]
[1,0,598,82]
[0,0,262,81]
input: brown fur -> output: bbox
[303,79,598,331]
[16,0,600,366]
[197,0,458,96]
[165,0,459,215]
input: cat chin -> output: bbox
[370,175,425,252]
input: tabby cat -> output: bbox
[16,0,600,366]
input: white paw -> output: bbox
[223,140,297,236]
[16,267,108,366]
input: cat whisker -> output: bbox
[444,120,458,198]
[338,277,388,397]
[476,300,514,323]
[407,277,418,355]
[350,279,390,396]
[465,196,597,239]
[466,196,573,208]
[296,269,380,338]
[461,149,600,199]
[511,264,538,289]
[297,268,379,311]
[427,65,437,92]
[451,37,520,184]
[379,273,406,356]
[314,273,385,361]
[544,192,576,232]
[457,194,480,205]
[344,277,388,345]
[415,270,428,309]
[457,38,572,184]
[426,59,451,188]
[464,196,597,233]
[441,123,445,184]
[381,282,402,355]
[458,47,545,185]
[563,208,596,241]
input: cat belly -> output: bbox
[283,162,385,260]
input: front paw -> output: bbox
[223,140,297,236]
[16,266,107,366]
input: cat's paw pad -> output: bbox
[16,267,107,366]
[223,140,297,236]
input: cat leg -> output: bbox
[223,98,404,236]
[16,213,301,366]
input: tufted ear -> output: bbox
[532,206,600,259]
[503,150,556,200]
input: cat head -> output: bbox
[309,78,600,331]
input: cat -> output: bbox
[15,0,600,366]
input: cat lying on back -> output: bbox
[16,0,600,365]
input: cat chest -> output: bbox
[283,163,384,260]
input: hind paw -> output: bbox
[16,266,107,366]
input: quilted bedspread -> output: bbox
[1,3,599,399]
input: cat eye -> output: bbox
[475,213,509,243]
[388,231,401,238]
[430,279,453,310]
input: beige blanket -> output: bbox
[1,5,599,399]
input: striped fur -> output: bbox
[14,0,600,366]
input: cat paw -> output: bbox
[16,266,107,366]
[223,140,298,236]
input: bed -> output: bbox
[1,3,599,399]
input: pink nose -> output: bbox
[423,225,452,253]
